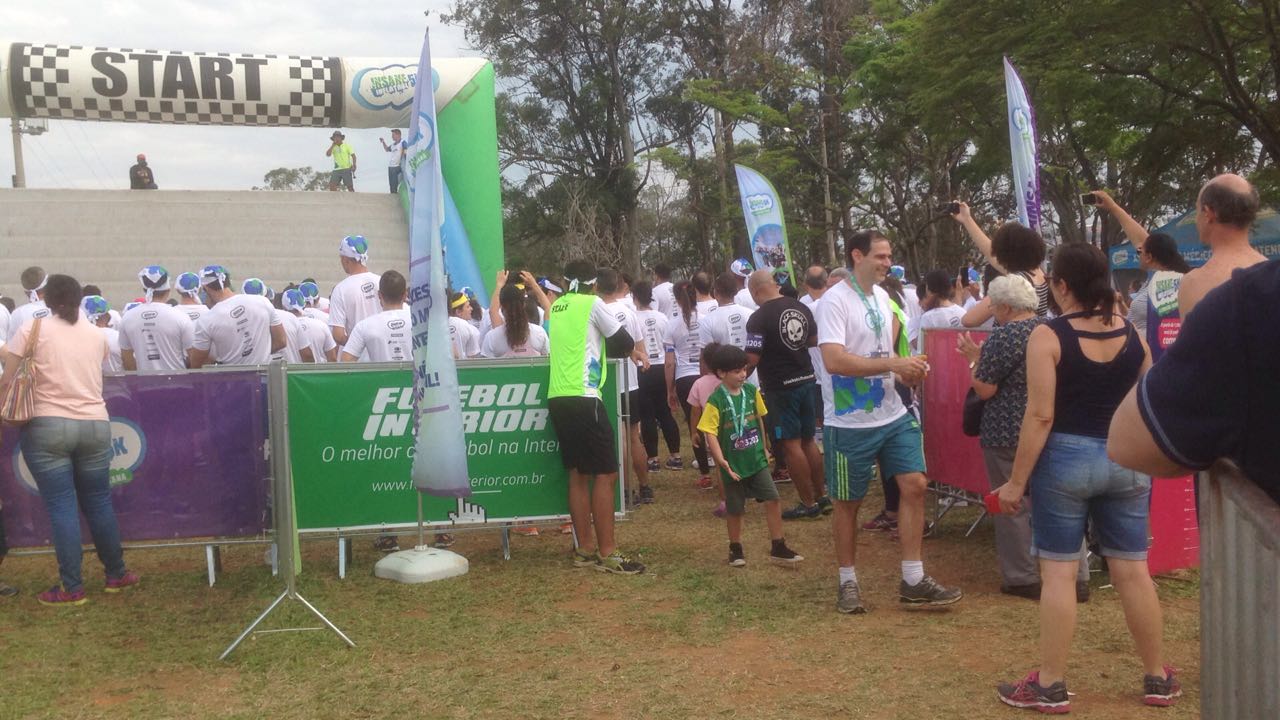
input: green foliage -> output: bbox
[253,167,329,191]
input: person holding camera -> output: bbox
[947,202,1050,324]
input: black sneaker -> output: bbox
[899,575,962,607]
[816,495,833,515]
[373,535,399,553]
[781,502,821,520]
[1143,665,1182,707]
[728,542,746,568]
[997,670,1070,713]
[768,541,803,566]
[646,458,660,472]
[836,580,867,614]
[0,581,17,597]
[1000,583,1042,601]
[665,456,684,471]
[639,485,655,504]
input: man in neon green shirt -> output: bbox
[547,259,645,575]
[325,130,357,191]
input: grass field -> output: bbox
[0,463,1200,719]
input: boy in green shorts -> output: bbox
[698,345,804,568]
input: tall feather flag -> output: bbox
[405,28,471,498]
[1003,56,1041,231]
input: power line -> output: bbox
[70,120,117,185]
[26,136,74,188]
[58,120,108,188]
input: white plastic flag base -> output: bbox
[373,546,469,584]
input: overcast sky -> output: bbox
[0,1,475,192]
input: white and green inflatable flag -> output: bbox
[734,164,795,281]
[405,28,471,498]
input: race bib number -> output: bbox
[732,427,761,451]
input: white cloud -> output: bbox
[0,0,476,190]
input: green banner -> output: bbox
[288,360,622,531]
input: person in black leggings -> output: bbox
[632,282,683,470]
[666,281,711,477]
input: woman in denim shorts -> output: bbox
[992,244,1180,712]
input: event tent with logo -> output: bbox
[1109,208,1280,270]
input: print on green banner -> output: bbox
[288,360,622,531]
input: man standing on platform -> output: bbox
[380,129,406,194]
[325,131,357,192]
[816,230,962,613]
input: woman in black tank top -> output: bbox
[992,244,1180,711]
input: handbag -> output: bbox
[2,317,42,426]
[962,386,986,437]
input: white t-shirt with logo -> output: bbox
[653,281,676,318]
[192,294,282,366]
[698,303,753,349]
[101,326,123,373]
[604,299,643,391]
[344,307,412,362]
[449,316,482,359]
[387,139,406,167]
[118,302,195,371]
[635,308,668,366]
[179,303,208,325]
[734,287,758,311]
[9,301,49,340]
[917,304,968,332]
[297,314,337,362]
[481,323,549,358]
[664,310,702,381]
[696,298,718,317]
[816,281,906,429]
[272,309,307,363]
[328,272,382,334]
[302,306,330,326]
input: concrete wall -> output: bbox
[0,189,408,308]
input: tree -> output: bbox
[253,167,329,191]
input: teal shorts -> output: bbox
[824,413,926,502]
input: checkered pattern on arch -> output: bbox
[11,43,342,127]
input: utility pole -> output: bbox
[10,117,25,188]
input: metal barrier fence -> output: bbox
[1199,461,1280,719]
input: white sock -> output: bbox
[838,566,857,585]
[902,560,924,585]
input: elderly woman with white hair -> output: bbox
[956,274,1089,602]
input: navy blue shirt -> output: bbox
[1138,260,1280,503]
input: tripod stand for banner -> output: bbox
[220,361,355,660]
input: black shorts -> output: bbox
[548,396,618,475]
[625,389,645,425]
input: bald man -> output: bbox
[1178,174,1265,317]
[744,269,830,518]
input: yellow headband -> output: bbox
[450,295,469,309]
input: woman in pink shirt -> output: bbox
[1,275,137,606]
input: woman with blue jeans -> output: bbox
[993,244,1179,712]
[1,274,138,606]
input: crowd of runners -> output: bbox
[3,172,1277,713]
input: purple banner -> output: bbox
[0,371,270,549]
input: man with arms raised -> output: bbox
[329,235,382,346]
[188,266,285,368]
[817,230,962,613]
[1177,173,1266,317]
[547,259,643,574]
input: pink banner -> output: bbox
[1147,475,1199,574]
[921,329,991,495]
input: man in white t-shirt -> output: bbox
[380,128,406,194]
[800,265,829,309]
[599,268,652,504]
[241,278,310,363]
[9,266,51,340]
[82,295,123,373]
[283,288,334,362]
[298,280,330,325]
[699,272,754,351]
[730,258,758,310]
[340,270,412,363]
[448,291,482,359]
[174,271,209,325]
[188,265,286,368]
[119,266,195,371]
[691,270,718,318]
[329,235,383,346]
[817,230,961,614]
[651,263,676,318]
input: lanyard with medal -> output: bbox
[724,388,760,451]
[849,278,892,379]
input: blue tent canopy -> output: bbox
[1109,208,1280,269]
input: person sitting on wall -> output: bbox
[129,154,157,190]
